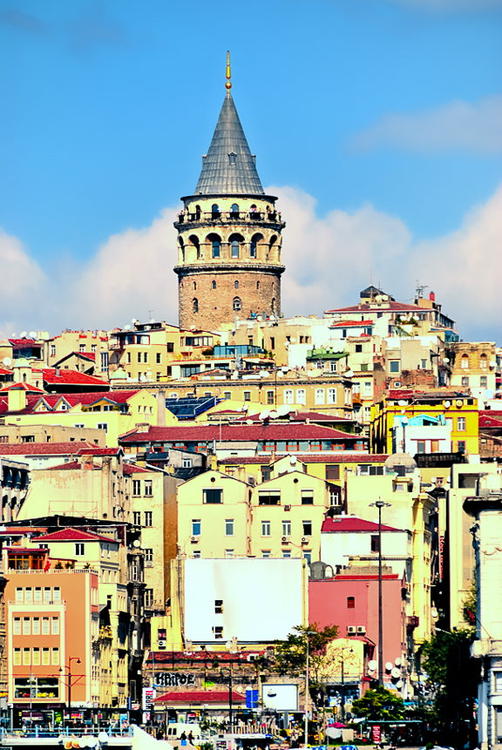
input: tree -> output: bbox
[272,623,338,685]
[420,628,479,746]
[351,686,405,720]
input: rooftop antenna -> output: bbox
[225,50,232,92]
[416,282,428,299]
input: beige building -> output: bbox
[449,341,497,406]
[45,330,110,374]
[0,422,105,446]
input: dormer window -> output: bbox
[228,152,237,165]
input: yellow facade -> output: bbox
[371,393,479,456]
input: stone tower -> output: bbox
[174,54,285,331]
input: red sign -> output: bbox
[371,725,381,742]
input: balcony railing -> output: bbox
[176,209,283,225]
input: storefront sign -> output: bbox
[156,672,196,687]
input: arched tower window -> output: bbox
[211,203,220,219]
[230,203,239,219]
[212,280,217,289]
[249,204,259,220]
[256,281,260,290]
[229,233,244,259]
[233,297,242,311]
[461,355,469,369]
[480,353,488,369]
[195,205,201,220]
[178,237,185,262]
[207,233,221,258]
[193,281,197,290]
[193,298,199,313]
[189,234,200,260]
[234,280,239,289]
[250,233,263,258]
[271,297,276,314]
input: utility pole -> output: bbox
[370,500,391,686]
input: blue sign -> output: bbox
[246,689,259,709]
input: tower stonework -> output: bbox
[174,58,285,331]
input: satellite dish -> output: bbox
[368,659,377,671]
[385,661,393,672]
[396,680,403,689]
[133,539,141,548]
[398,400,407,406]
[2,358,12,367]
[391,667,401,679]
[394,657,402,666]
[443,400,451,408]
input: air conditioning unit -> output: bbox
[248,476,256,486]
[190,536,198,543]
[357,626,366,634]
[284,505,291,511]
[301,537,307,544]
[281,536,290,543]
[247,653,258,662]
[347,626,357,634]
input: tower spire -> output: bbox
[225,50,232,91]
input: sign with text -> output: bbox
[156,672,196,687]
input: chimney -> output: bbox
[7,385,27,413]
[157,390,166,427]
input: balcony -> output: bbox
[176,209,283,226]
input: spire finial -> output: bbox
[225,50,232,91]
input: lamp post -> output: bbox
[60,657,81,722]
[337,647,353,723]
[369,500,391,686]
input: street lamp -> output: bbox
[60,657,81,720]
[336,647,354,722]
[304,630,317,748]
[369,500,391,686]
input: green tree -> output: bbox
[351,686,405,721]
[272,623,338,685]
[420,628,479,746]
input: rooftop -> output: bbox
[321,516,402,533]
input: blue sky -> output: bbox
[1,0,501,340]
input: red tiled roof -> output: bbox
[46,461,82,471]
[154,690,245,705]
[479,412,502,429]
[220,453,387,465]
[78,352,96,361]
[330,320,374,328]
[322,516,401,533]
[0,442,118,457]
[36,528,118,544]
[385,389,469,401]
[42,369,108,387]
[325,301,424,314]
[0,382,45,393]
[0,368,13,376]
[119,423,363,444]
[8,338,41,347]
[123,463,152,475]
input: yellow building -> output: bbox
[449,341,497,405]
[44,330,110,374]
[5,389,177,447]
[371,389,479,456]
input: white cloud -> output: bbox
[1,185,501,342]
[351,96,502,154]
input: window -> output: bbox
[389,360,400,373]
[132,480,141,496]
[23,648,30,666]
[261,520,271,536]
[457,440,466,453]
[370,535,380,552]
[223,391,231,400]
[225,549,234,558]
[230,203,239,218]
[461,376,469,387]
[32,618,40,634]
[283,550,291,558]
[325,464,339,481]
[144,589,153,608]
[417,441,426,454]
[144,511,153,527]
[144,480,153,497]
[133,511,141,525]
[213,626,223,639]
[212,280,217,289]
[284,390,293,405]
[303,551,312,564]
[355,344,363,353]
[262,550,271,558]
[75,543,84,556]
[13,649,21,666]
[243,391,251,401]
[266,390,274,405]
[192,298,199,313]
[296,389,306,405]
[301,490,314,505]
[50,344,56,357]
[145,548,153,563]
[457,416,466,431]
[192,519,201,536]
[156,352,161,364]
[97,423,107,431]
[282,520,291,537]
[203,488,222,504]
[25,588,33,603]
[53,587,61,602]
[315,389,325,405]
[211,204,220,219]
[330,361,337,373]
[215,599,223,614]
[347,596,355,609]
[233,296,242,311]
[51,648,59,665]
[231,241,240,258]
[461,355,469,369]
[42,617,50,635]
[13,617,21,635]
[327,388,337,404]
[480,354,488,369]
[15,588,23,602]
[183,457,192,468]
[23,618,30,635]
[480,376,488,388]
[258,490,280,505]
[51,618,59,635]
[211,240,220,258]
[302,520,312,536]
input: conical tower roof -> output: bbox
[195,91,264,196]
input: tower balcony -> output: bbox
[175,208,284,228]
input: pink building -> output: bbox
[309,572,407,689]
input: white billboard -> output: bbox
[184,558,306,643]
[262,683,298,712]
